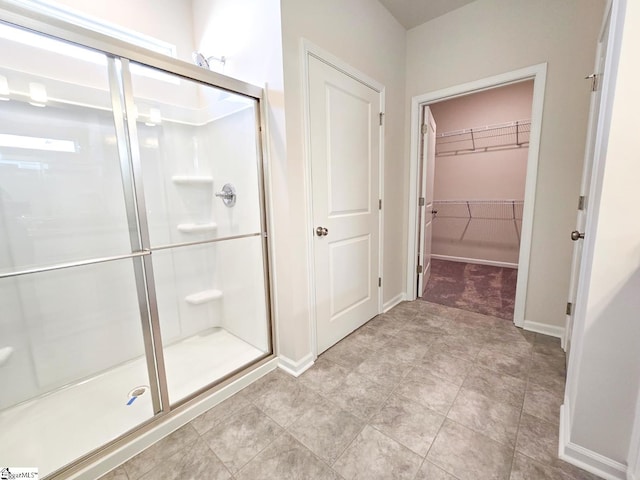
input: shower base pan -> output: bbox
[0,328,264,477]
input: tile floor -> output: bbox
[101,301,601,480]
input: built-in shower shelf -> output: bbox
[185,289,223,305]
[171,175,214,185]
[177,223,217,233]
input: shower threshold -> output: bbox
[0,327,264,478]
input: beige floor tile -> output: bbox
[396,371,460,415]
[287,396,364,465]
[318,337,374,370]
[427,420,513,480]
[414,460,459,479]
[429,335,485,361]
[299,356,351,396]
[329,371,392,420]
[523,382,563,426]
[510,452,570,480]
[138,438,231,480]
[476,348,530,379]
[355,354,413,387]
[370,393,445,456]
[236,433,341,480]
[190,388,253,435]
[515,413,559,466]
[333,425,422,480]
[447,387,521,447]
[202,404,282,473]
[123,424,200,480]
[418,350,473,386]
[463,366,527,407]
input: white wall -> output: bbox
[47,0,196,62]
[565,0,640,469]
[279,0,407,365]
[406,0,605,329]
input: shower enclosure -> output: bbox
[0,12,273,479]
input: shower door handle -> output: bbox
[315,227,328,237]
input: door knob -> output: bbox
[431,209,438,216]
[570,230,585,241]
[315,226,328,237]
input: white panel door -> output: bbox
[417,106,436,297]
[309,56,381,354]
[565,11,610,361]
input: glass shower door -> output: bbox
[126,61,272,404]
[0,16,273,478]
[0,24,157,476]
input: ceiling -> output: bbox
[378,0,478,29]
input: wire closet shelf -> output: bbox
[433,199,524,220]
[435,119,531,157]
[433,199,524,242]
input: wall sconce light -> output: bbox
[29,82,47,107]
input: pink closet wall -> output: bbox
[429,80,533,200]
[428,80,533,266]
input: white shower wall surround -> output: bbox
[0,19,272,477]
[137,105,268,351]
[0,106,267,409]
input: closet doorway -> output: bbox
[412,76,539,324]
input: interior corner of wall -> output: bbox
[278,351,314,377]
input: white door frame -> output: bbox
[301,39,385,359]
[405,64,547,329]
[562,0,627,455]
[562,3,612,354]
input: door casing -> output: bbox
[301,40,385,359]
[416,106,436,297]
[406,64,547,330]
[563,4,611,359]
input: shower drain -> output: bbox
[126,385,149,405]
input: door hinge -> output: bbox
[379,199,382,210]
[378,277,382,287]
[421,123,428,135]
[416,265,422,275]
[566,302,573,315]
[578,195,585,211]
[379,112,384,126]
[418,197,425,207]
[585,73,599,92]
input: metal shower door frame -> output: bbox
[0,3,276,477]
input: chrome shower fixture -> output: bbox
[192,51,226,70]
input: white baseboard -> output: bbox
[72,358,279,480]
[559,403,628,480]
[432,254,518,269]
[278,352,315,377]
[523,320,564,339]
[383,292,405,312]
